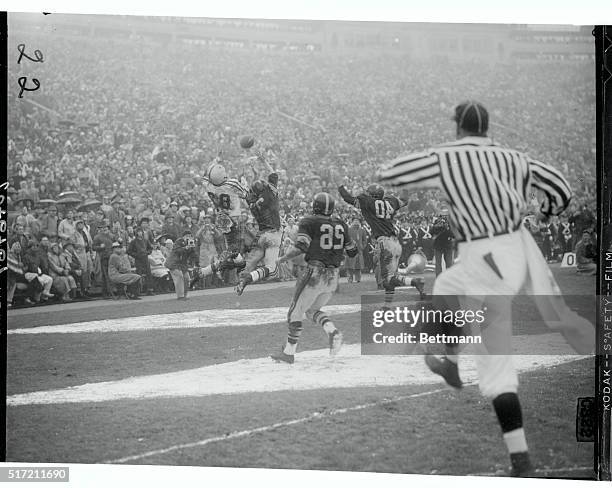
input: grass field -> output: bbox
[5,265,596,479]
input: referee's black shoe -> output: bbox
[424,354,463,389]
[509,452,536,477]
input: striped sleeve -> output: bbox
[527,158,573,216]
[377,150,442,190]
[225,178,248,199]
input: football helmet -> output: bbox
[367,184,384,199]
[207,163,227,186]
[250,179,267,195]
[313,192,335,216]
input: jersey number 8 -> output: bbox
[320,224,345,250]
[375,199,394,219]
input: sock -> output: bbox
[249,266,270,284]
[312,311,337,335]
[503,429,528,454]
[493,392,528,454]
[284,321,303,355]
[200,265,214,277]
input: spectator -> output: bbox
[575,231,597,275]
[166,231,198,300]
[62,241,84,297]
[92,223,114,297]
[196,215,222,288]
[161,215,181,241]
[161,238,173,260]
[431,212,454,276]
[346,218,367,283]
[128,228,154,295]
[108,242,142,299]
[58,209,77,245]
[37,205,59,241]
[148,241,171,291]
[47,241,77,302]
[7,240,25,307]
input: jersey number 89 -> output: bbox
[320,224,345,250]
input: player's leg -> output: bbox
[382,237,424,303]
[236,231,282,295]
[235,241,265,295]
[305,269,342,355]
[272,266,317,363]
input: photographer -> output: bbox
[196,215,223,288]
[166,230,199,300]
[431,208,454,277]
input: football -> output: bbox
[239,135,255,149]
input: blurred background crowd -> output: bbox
[6,20,596,307]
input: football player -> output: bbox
[337,181,425,305]
[235,172,283,295]
[202,161,248,253]
[272,192,358,364]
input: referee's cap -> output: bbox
[452,100,489,135]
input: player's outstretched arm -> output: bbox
[337,184,359,207]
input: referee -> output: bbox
[378,100,595,477]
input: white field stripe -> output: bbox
[7,304,361,335]
[7,334,585,406]
[104,387,449,464]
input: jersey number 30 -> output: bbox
[320,224,345,250]
[375,199,395,219]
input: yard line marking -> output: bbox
[7,334,586,406]
[7,304,361,334]
[103,387,450,464]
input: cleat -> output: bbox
[411,277,426,299]
[329,330,343,356]
[387,275,404,289]
[509,452,536,477]
[424,354,463,389]
[235,275,252,296]
[214,252,238,273]
[271,351,295,364]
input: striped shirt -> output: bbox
[377,137,572,241]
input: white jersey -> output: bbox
[204,177,248,218]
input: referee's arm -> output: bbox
[377,150,442,190]
[527,158,573,216]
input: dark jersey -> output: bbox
[295,214,356,268]
[338,186,403,239]
[247,181,280,232]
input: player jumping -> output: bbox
[203,160,248,254]
[234,162,283,296]
[271,192,358,364]
[337,180,425,305]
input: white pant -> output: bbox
[377,235,402,284]
[433,230,527,398]
[433,228,594,397]
[288,265,339,323]
[245,229,283,274]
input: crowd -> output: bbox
[6,29,597,306]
